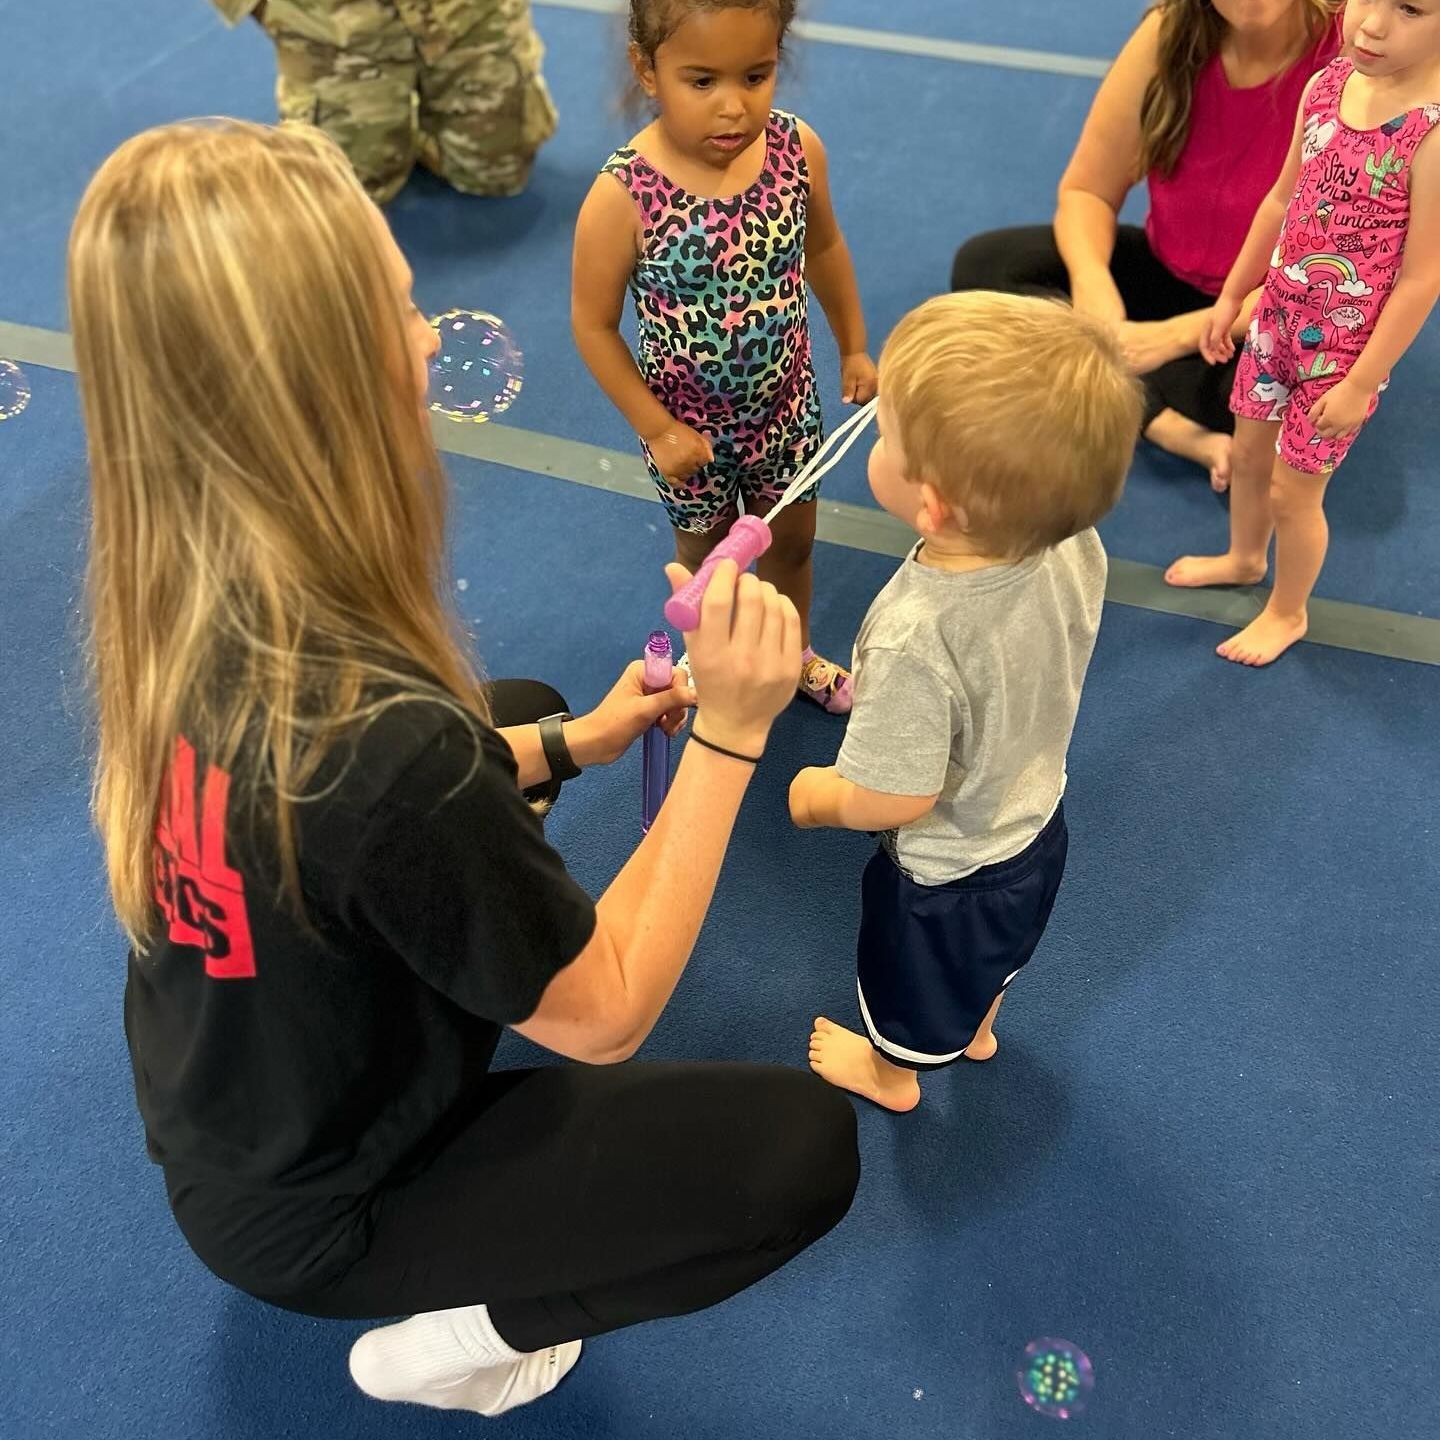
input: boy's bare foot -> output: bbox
[1164,552,1268,589]
[808,1017,920,1112]
[963,1029,998,1062]
[1216,607,1307,666]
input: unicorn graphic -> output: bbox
[1248,372,1291,421]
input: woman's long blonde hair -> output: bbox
[71,120,488,948]
[1138,0,1337,176]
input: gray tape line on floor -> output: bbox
[533,0,1111,78]
[4,319,1435,666]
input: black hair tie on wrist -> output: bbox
[689,728,762,766]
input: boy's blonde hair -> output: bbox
[879,292,1141,559]
[71,119,488,948]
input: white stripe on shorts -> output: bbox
[856,979,968,1068]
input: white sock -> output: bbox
[348,1304,582,1417]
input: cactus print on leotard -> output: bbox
[1232,59,1440,474]
[603,110,822,532]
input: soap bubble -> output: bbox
[1016,1338,1094,1420]
[0,360,31,421]
[428,310,522,423]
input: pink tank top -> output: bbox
[1146,22,1340,295]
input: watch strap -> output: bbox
[537,711,581,783]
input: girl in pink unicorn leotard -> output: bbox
[1169,1,1440,667]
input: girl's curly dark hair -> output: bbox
[628,0,799,60]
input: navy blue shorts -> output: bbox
[856,804,1069,1069]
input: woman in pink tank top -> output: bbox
[951,0,1340,491]
[1168,7,1440,668]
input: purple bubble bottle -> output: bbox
[641,630,673,833]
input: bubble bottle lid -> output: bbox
[643,629,673,691]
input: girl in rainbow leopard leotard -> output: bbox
[1169,18,1440,669]
[572,0,877,714]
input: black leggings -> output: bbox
[950,224,1237,435]
[272,1062,859,1351]
[259,679,861,1352]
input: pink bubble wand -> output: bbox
[663,398,878,631]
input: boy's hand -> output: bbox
[1200,296,1242,364]
[643,421,713,484]
[840,353,878,405]
[1308,378,1373,439]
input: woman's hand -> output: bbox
[841,352,879,404]
[643,420,714,485]
[1200,295,1244,364]
[1069,268,1128,332]
[1119,316,1195,375]
[666,559,801,755]
[566,662,696,769]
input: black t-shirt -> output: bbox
[124,701,596,1296]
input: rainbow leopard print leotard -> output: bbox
[602,109,823,533]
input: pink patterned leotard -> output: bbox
[1233,58,1440,473]
[602,110,823,532]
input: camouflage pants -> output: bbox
[257,0,558,203]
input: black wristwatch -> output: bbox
[537,712,581,782]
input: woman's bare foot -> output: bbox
[1144,408,1233,492]
[1203,434,1233,493]
[1164,552,1268,589]
[1216,606,1307,666]
[808,1017,920,1112]
[963,1029,998,1061]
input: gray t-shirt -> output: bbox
[835,530,1106,885]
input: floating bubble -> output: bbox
[0,359,31,421]
[428,309,522,423]
[1016,1338,1094,1420]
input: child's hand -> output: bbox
[1308,379,1373,439]
[1200,297,1242,364]
[643,421,713,484]
[841,353,878,405]
[789,767,826,828]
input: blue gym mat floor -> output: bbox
[2,4,1437,1437]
